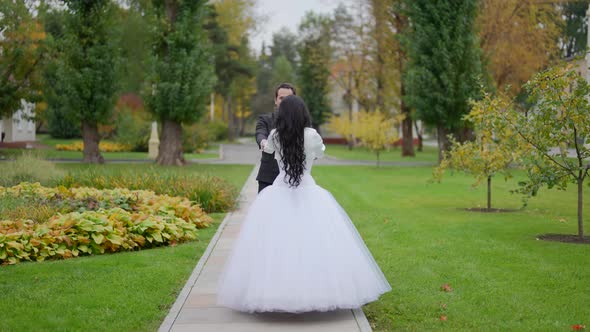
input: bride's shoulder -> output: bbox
[304,127,320,135]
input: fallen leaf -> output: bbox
[441,303,447,309]
[572,324,585,331]
[441,284,453,292]
[440,315,448,321]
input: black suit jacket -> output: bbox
[255,112,280,183]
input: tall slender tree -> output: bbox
[46,0,118,163]
[403,0,484,162]
[558,1,588,59]
[298,11,332,132]
[145,0,215,165]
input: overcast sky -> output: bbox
[250,0,342,53]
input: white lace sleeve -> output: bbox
[263,129,276,154]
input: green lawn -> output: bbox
[0,213,225,331]
[0,164,252,331]
[42,150,218,160]
[325,144,439,163]
[312,166,590,331]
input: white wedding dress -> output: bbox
[217,127,391,313]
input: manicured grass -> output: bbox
[325,144,439,163]
[312,166,590,331]
[0,164,252,331]
[0,213,225,331]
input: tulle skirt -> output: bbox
[216,173,391,313]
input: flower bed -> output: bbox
[55,141,132,152]
[0,183,213,265]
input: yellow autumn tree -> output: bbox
[356,111,400,167]
[326,112,358,147]
[478,0,560,95]
[434,91,521,210]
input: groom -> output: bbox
[255,82,296,193]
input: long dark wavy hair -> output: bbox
[272,95,312,187]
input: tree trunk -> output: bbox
[401,113,414,157]
[156,118,185,166]
[376,150,380,168]
[437,125,450,163]
[346,86,354,150]
[239,103,245,137]
[82,121,104,164]
[414,120,423,152]
[487,175,492,210]
[226,95,235,142]
[399,50,414,157]
[578,178,584,239]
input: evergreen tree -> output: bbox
[297,11,332,132]
[403,0,484,162]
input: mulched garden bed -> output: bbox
[463,207,520,213]
[537,234,590,244]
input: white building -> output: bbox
[0,99,36,143]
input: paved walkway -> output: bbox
[158,166,373,332]
[197,144,435,167]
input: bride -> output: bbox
[217,95,391,313]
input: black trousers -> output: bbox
[258,181,273,193]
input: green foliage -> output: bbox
[403,0,484,133]
[55,167,238,213]
[0,182,216,264]
[207,120,229,141]
[44,101,81,139]
[513,65,590,194]
[484,64,590,237]
[0,152,64,187]
[559,2,588,58]
[0,208,197,265]
[270,28,299,66]
[271,55,296,88]
[112,5,152,94]
[144,0,215,124]
[205,5,253,98]
[45,0,119,125]
[298,12,333,130]
[113,110,151,152]
[434,92,520,208]
[0,195,59,223]
[182,120,228,153]
[0,0,46,118]
[251,45,276,115]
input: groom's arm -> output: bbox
[255,114,271,149]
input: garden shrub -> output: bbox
[0,182,214,265]
[55,168,238,213]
